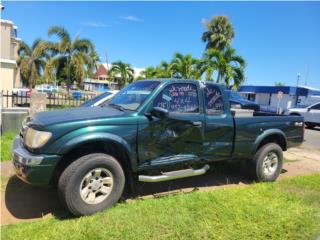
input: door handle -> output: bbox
[192,121,202,127]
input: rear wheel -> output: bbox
[58,153,125,216]
[249,143,283,182]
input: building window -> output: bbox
[247,94,256,102]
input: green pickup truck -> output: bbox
[12,79,304,216]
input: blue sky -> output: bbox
[2,1,320,88]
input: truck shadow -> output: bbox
[4,163,254,221]
[4,176,68,221]
[135,163,252,197]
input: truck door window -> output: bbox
[204,85,224,115]
[153,83,199,113]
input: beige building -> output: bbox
[1,7,22,92]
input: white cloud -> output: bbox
[119,16,141,22]
[201,18,209,26]
[82,21,108,28]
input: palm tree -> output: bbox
[203,47,245,88]
[109,61,134,88]
[44,57,57,84]
[17,39,47,87]
[87,50,101,77]
[47,26,95,90]
[137,66,158,80]
[202,16,234,51]
[197,58,216,81]
[169,53,200,79]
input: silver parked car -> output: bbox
[286,102,320,128]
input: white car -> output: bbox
[35,84,59,93]
[12,88,31,97]
[286,102,320,129]
[80,90,119,107]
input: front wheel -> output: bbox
[58,153,125,216]
[249,143,283,182]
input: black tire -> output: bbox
[249,143,283,182]
[58,153,125,216]
[305,122,316,129]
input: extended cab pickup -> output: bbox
[12,79,304,216]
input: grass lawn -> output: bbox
[1,132,16,161]
[2,174,320,240]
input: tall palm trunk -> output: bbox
[67,54,71,93]
[217,71,221,83]
[28,60,34,88]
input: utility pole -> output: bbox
[296,73,301,86]
[305,65,309,86]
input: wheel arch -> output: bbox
[51,133,137,192]
[253,129,287,155]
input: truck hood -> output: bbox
[32,107,128,126]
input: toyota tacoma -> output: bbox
[12,79,304,216]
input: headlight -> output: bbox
[25,128,52,149]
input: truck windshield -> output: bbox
[108,81,160,111]
[81,92,112,107]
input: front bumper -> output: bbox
[12,137,61,185]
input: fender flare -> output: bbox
[252,129,287,155]
[55,132,137,171]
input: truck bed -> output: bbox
[232,114,304,159]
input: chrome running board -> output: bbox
[138,164,210,182]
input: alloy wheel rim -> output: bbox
[79,168,114,205]
[262,152,278,176]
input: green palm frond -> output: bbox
[18,41,32,56]
[48,26,71,44]
[201,16,234,51]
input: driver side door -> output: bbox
[137,82,205,170]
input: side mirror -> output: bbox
[150,107,169,119]
[307,108,311,112]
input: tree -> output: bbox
[275,82,285,86]
[169,53,201,79]
[202,16,234,51]
[136,66,158,80]
[87,50,101,78]
[109,61,134,88]
[17,39,47,87]
[47,26,95,90]
[155,61,173,78]
[203,47,245,88]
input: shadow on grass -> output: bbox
[135,162,254,197]
[4,162,258,222]
[4,176,72,221]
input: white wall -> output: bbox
[255,93,270,105]
[270,94,295,110]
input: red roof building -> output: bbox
[93,64,111,80]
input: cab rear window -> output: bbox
[204,85,224,115]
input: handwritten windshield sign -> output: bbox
[154,83,199,113]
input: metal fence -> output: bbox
[1,91,96,109]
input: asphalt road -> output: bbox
[303,127,320,149]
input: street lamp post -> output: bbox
[295,73,301,106]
